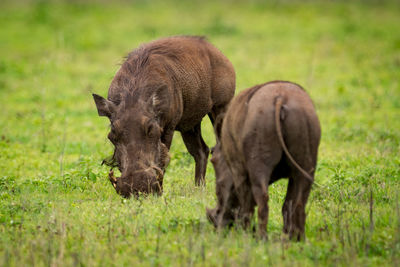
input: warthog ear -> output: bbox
[150,85,169,116]
[92,94,115,118]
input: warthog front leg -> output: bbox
[181,123,209,186]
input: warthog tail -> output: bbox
[274,96,314,182]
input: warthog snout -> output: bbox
[109,167,163,198]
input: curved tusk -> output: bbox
[108,170,118,187]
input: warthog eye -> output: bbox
[108,131,117,144]
[145,121,160,138]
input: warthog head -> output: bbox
[93,86,170,197]
[206,143,239,228]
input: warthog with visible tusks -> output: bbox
[206,81,321,240]
[93,36,235,197]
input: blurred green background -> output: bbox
[0,0,399,266]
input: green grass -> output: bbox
[1,0,400,266]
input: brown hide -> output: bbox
[207,81,321,240]
[93,36,235,197]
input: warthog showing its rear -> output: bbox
[207,81,321,240]
[93,36,235,197]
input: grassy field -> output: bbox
[1,0,400,266]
